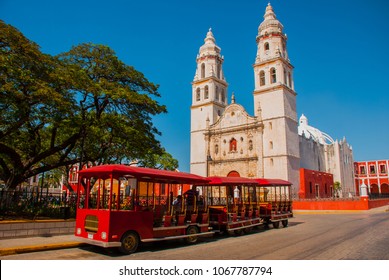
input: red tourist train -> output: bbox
[74,164,293,254]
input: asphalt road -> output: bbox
[2,211,389,260]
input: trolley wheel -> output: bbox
[282,219,289,228]
[272,221,280,229]
[186,226,199,244]
[243,226,253,234]
[119,231,139,254]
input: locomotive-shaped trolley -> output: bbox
[74,165,293,254]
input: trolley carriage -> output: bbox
[197,176,293,234]
[254,178,293,228]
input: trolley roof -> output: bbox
[254,178,292,186]
[78,164,210,184]
[196,176,292,186]
[204,176,259,186]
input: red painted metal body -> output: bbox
[75,165,211,250]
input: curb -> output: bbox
[0,242,86,256]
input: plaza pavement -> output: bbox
[0,205,388,257]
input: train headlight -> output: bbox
[101,232,107,240]
[76,228,81,235]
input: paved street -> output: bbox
[1,210,389,260]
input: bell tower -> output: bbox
[190,28,228,176]
[253,3,300,191]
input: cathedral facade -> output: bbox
[190,3,355,198]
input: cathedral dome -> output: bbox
[298,114,334,145]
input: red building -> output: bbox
[354,160,389,196]
[299,168,334,199]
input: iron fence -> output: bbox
[0,189,77,220]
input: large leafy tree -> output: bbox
[0,21,177,190]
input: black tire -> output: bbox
[243,226,253,234]
[186,226,199,244]
[272,221,280,229]
[119,231,139,254]
[282,219,288,227]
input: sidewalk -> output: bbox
[0,234,85,257]
[1,206,388,257]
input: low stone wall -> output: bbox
[293,197,389,211]
[0,220,75,239]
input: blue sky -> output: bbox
[1,0,389,172]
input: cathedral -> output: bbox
[190,3,355,198]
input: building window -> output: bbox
[229,138,237,152]
[248,140,253,151]
[201,63,205,79]
[269,141,273,149]
[221,89,225,103]
[360,166,366,175]
[215,144,219,155]
[259,70,265,86]
[204,85,209,99]
[269,122,272,130]
[196,88,200,101]
[264,42,270,51]
[380,164,387,174]
[215,86,219,100]
[369,165,376,174]
[270,68,277,83]
[288,72,292,87]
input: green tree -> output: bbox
[0,21,177,190]
[333,181,341,198]
[137,149,179,170]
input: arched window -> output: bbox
[215,144,219,155]
[264,42,270,51]
[196,88,200,101]
[201,63,205,79]
[204,85,209,99]
[288,72,292,87]
[221,89,226,103]
[259,70,265,86]
[270,67,277,83]
[229,138,237,152]
[248,140,253,151]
